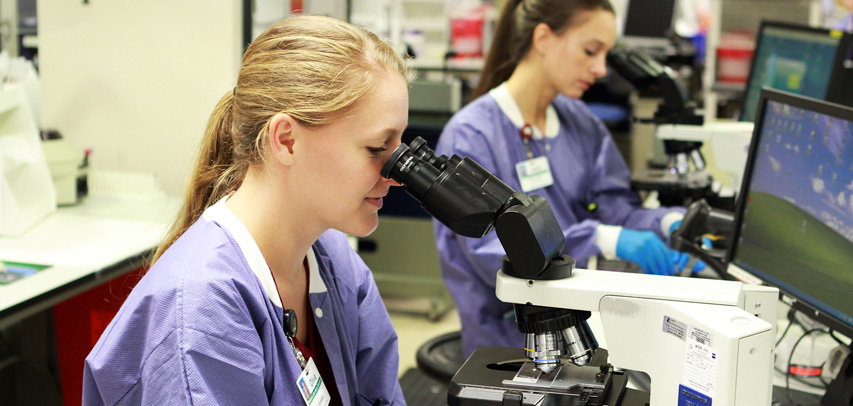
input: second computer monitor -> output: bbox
[740,21,848,123]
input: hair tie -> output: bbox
[233,86,237,96]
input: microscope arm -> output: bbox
[495,268,774,322]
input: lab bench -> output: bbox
[0,193,177,406]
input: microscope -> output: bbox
[382,137,779,405]
[608,46,748,211]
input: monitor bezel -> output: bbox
[740,20,845,122]
[727,87,853,338]
[825,31,853,108]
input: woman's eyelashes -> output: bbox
[585,48,599,57]
[367,146,388,158]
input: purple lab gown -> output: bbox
[83,199,405,405]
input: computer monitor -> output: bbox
[740,21,849,123]
[620,0,677,49]
[727,88,853,342]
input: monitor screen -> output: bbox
[740,22,845,123]
[622,0,676,39]
[727,88,853,338]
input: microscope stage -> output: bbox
[448,347,650,406]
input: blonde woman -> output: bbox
[83,16,409,406]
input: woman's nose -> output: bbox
[592,56,608,78]
[385,177,402,187]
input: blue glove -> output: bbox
[669,219,710,273]
[669,219,682,235]
[616,229,677,276]
[671,251,707,274]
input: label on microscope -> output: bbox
[688,325,714,347]
[662,315,687,340]
[683,341,718,398]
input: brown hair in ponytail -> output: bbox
[151,15,409,264]
[472,0,615,100]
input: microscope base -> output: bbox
[448,347,649,406]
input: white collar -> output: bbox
[203,197,327,308]
[489,82,559,139]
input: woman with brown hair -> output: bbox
[84,16,409,405]
[433,0,703,357]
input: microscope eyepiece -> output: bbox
[381,141,444,204]
[381,137,517,238]
[407,137,448,170]
[380,143,410,180]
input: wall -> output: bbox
[38,0,243,196]
[721,0,820,35]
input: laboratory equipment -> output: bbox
[361,129,450,320]
[42,136,85,206]
[607,45,718,207]
[655,23,853,207]
[640,22,852,209]
[740,21,853,123]
[607,45,702,128]
[383,136,778,405]
[725,88,853,405]
[0,84,56,236]
[654,120,754,204]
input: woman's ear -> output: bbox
[532,22,555,55]
[268,113,298,166]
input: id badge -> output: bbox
[515,156,554,192]
[297,358,331,406]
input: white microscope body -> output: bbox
[496,268,778,405]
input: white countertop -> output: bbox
[0,193,178,321]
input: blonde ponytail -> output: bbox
[150,15,408,266]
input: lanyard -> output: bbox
[519,123,551,159]
[520,124,534,159]
[283,309,307,368]
[271,263,308,369]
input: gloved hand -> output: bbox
[616,228,708,276]
[671,251,707,275]
[616,229,677,276]
[669,220,710,274]
[669,219,682,235]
